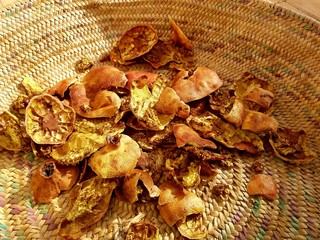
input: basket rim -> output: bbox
[0,0,319,24]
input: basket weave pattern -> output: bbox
[0,0,319,239]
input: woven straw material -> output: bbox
[0,0,319,239]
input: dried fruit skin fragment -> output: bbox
[169,18,193,51]
[47,77,77,98]
[247,174,277,200]
[21,77,45,96]
[125,71,158,89]
[176,214,207,239]
[269,127,316,164]
[70,83,121,118]
[50,132,108,166]
[110,25,158,64]
[234,72,274,112]
[89,134,141,178]
[31,159,79,203]
[120,169,160,203]
[74,57,93,73]
[0,111,27,151]
[187,112,264,153]
[172,67,223,103]
[172,124,216,149]
[241,109,279,133]
[83,65,128,98]
[154,87,190,119]
[25,94,76,145]
[58,177,117,239]
[158,181,205,227]
[126,222,160,240]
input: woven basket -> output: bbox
[0,0,319,239]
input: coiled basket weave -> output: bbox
[0,0,319,239]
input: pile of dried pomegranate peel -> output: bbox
[0,19,316,240]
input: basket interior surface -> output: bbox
[0,0,319,239]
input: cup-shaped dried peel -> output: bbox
[83,65,128,98]
[31,159,79,203]
[126,222,160,240]
[172,67,223,103]
[158,181,205,227]
[89,134,141,178]
[176,215,207,239]
[47,77,77,98]
[269,127,316,164]
[118,25,158,61]
[25,94,76,145]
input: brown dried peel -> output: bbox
[31,159,79,203]
[158,181,205,227]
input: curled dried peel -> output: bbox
[172,67,223,103]
[269,127,316,164]
[187,112,264,153]
[241,109,279,133]
[234,72,274,112]
[58,177,117,239]
[31,160,79,203]
[25,94,76,145]
[47,77,77,98]
[158,181,205,227]
[0,111,27,151]
[121,169,160,203]
[129,75,174,130]
[83,65,128,98]
[176,215,207,239]
[70,83,121,118]
[169,18,193,51]
[221,97,246,127]
[172,124,216,149]
[50,132,107,166]
[154,87,190,119]
[126,222,160,240]
[89,134,141,178]
[130,75,169,119]
[125,71,158,89]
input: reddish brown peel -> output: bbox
[172,67,223,103]
[247,174,277,200]
[173,124,217,149]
